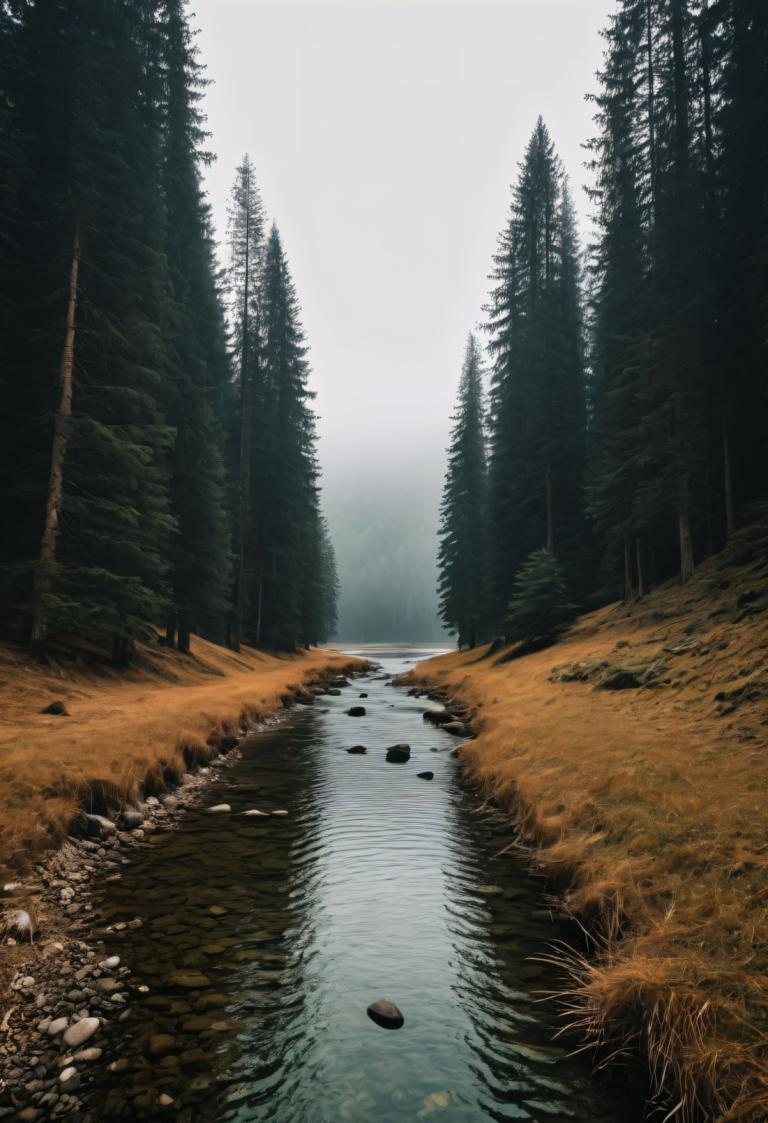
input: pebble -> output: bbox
[47,1017,69,1037]
[58,1065,80,1090]
[207,804,231,813]
[62,1016,100,1048]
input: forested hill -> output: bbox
[0,1,338,662]
[438,2,768,647]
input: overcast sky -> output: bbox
[193,0,611,631]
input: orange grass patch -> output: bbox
[405,526,768,1121]
[0,636,363,880]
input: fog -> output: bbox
[195,0,609,641]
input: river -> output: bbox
[85,647,638,1121]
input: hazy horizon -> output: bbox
[194,0,611,639]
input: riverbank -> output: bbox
[0,637,364,885]
[403,520,768,1123]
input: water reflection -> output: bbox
[86,651,637,1122]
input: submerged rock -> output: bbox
[207,804,231,814]
[386,744,411,763]
[347,706,366,717]
[417,771,434,781]
[326,688,342,696]
[242,809,269,816]
[271,809,289,817]
[347,745,367,754]
[366,998,404,1029]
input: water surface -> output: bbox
[87,648,638,1122]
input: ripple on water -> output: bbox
[85,651,640,1122]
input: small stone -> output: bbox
[58,1065,80,1090]
[366,998,404,1029]
[101,956,120,970]
[158,1094,175,1108]
[147,1033,176,1059]
[417,771,434,780]
[242,809,268,816]
[271,810,289,817]
[41,700,68,716]
[207,804,231,814]
[346,706,366,717]
[63,1017,100,1048]
[168,971,211,989]
[347,745,367,754]
[73,1047,102,1063]
[47,1017,69,1037]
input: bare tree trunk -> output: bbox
[723,413,736,539]
[678,476,695,582]
[255,568,263,646]
[177,609,191,654]
[635,537,645,598]
[623,534,635,602]
[163,608,177,647]
[545,465,555,555]
[29,228,80,661]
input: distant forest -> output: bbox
[0,1,338,661]
[439,0,767,648]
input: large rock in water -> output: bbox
[347,706,366,717]
[417,771,434,781]
[422,709,454,726]
[367,998,404,1030]
[386,744,410,763]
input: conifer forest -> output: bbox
[438,2,767,648]
[0,0,338,661]
[1,4,768,1120]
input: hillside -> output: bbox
[404,518,768,1122]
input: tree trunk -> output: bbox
[545,465,555,555]
[678,486,695,583]
[163,609,177,647]
[635,537,645,598]
[29,228,81,661]
[177,609,191,654]
[623,535,635,602]
[723,413,735,539]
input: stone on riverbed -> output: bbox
[442,722,469,737]
[422,709,455,726]
[386,744,410,763]
[366,998,404,1029]
[242,809,268,816]
[347,745,367,754]
[3,907,33,941]
[347,706,366,717]
[271,810,289,817]
[47,1017,69,1037]
[147,1033,177,1059]
[207,804,231,814]
[417,771,434,781]
[168,971,211,989]
[83,813,116,838]
[118,808,144,830]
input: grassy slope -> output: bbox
[405,521,768,1122]
[0,637,363,882]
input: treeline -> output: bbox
[0,0,338,661]
[439,0,767,647]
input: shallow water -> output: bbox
[87,649,638,1121]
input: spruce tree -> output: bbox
[159,0,234,649]
[437,334,488,648]
[485,119,586,627]
[225,154,265,648]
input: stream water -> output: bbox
[86,648,638,1122]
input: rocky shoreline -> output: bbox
[0,667,361,1123]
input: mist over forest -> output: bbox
[325,480,449,644]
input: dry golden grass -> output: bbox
[405,524,768,1121]
[0,636,363,880]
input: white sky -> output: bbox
[194,0,611,620]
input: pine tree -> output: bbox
[225,154,265,648]
[251,225,318,649]
[437,334,488,648]
[505,548,576,645]
[485,119,586,627]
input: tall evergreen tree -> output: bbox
[250,225,319,649]
[437,334,488,648]
[225,154,265,648]
[159,0,233,649]
[485,119,586,627]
